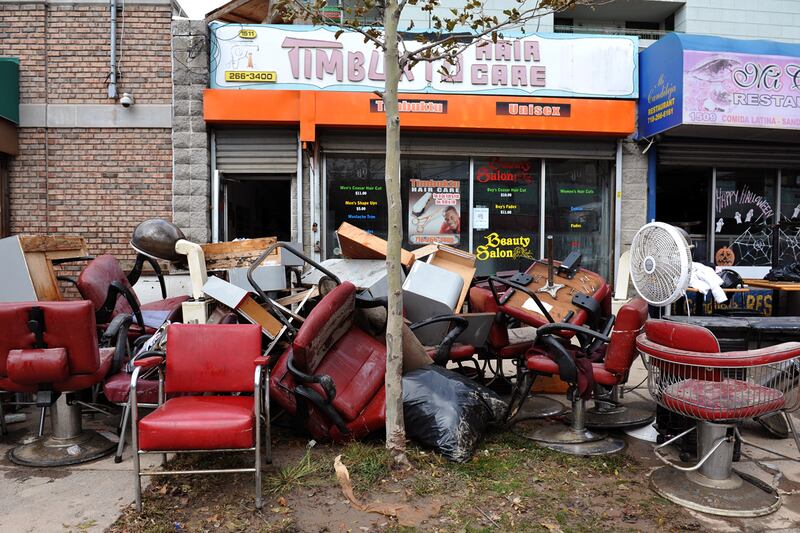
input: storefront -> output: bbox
[205,25,638,280]
[639,34,800,279]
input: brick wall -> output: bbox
[0,2,173,263]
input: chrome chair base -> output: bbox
[649,466,780,517]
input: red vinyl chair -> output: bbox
[71,254,188,337]
[130,323,269,511]
[270,281,387,442]
[0,300,118,466]
[513,298,649,455]
[638,319,800,517]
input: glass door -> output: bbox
[544,160,612,279]
[471,158,540,276]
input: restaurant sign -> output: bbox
[210,24,638,99]
[639,33,800,137]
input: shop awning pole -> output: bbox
[614,139,622,283]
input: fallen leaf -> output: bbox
[278,496,287,507]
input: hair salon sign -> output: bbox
[209,24,638,99]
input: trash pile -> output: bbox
[0,218,618,464]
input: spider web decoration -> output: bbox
[728,224,773,266]
[778,223,800,265]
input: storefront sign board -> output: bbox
[210,24,638,99]
[639,33,800,137]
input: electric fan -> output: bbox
[629,222,693,309]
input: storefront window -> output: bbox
[402,158,470,251]
[325,155,386,257]
[778,170,800,266]
[713,169,777,267]
[544,160,612,280]
[325,155,469,256]
[656,167,711,262]
[472,158,540,276]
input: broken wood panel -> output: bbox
[19,235,87,255]
[24,251,62,301]
[201,236,278,271]
[336,222,415,268]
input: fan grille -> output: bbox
[630,223,691,306]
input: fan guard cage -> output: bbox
[630,222,692,306]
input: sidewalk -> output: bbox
[0,407,160,533]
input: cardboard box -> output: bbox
[336,222,415,268]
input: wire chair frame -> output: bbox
[642,353,800,422]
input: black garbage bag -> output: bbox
[765,263,800,282]
[402,365,507,463]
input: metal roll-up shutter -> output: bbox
[215,127,298,173]
[319,130,616,160]
[658,138,800,168]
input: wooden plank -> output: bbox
[201,236,278,271]
[276,287,319,307]
[238,296,284,338]
[336,222,415,268]
[24,251,62,301]
[19,235,87,254]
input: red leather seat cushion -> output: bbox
[293,282,356,374]
[663,379,785,421]
[7,348,69,384]
[103,371,159,404]
[54,347,114,391]
[138,396,254,451]
[314,326,385,422]
[270,327,387,440]
[526,354,559,374]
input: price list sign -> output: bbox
[330,181,388,240]
[472,159,540,275]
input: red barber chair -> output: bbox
[638,320,800,517]
[513,298,649,455]
[270,281,387,441]
[65,253,188,337]
[130,323,268,511]
[0,300,119,466]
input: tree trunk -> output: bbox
[382,0,408,466]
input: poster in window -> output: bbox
[328,180,387,253]
[408,178,462,246]
[472,159,540,276]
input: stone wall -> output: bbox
[171,19,210,244]
[620,139,648,254]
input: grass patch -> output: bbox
[338,441,393,487]
[266,448,325,495]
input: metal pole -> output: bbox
[108,0,118,99]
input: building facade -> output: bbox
[0,0,175,263]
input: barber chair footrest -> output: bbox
[514,396,566,420]
[9,430,116,467]
[512,418,626,455]
[649,466,780,517]
[578,400,656,429]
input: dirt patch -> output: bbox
[108,426,718,533]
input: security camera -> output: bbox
[120,93,135,108]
